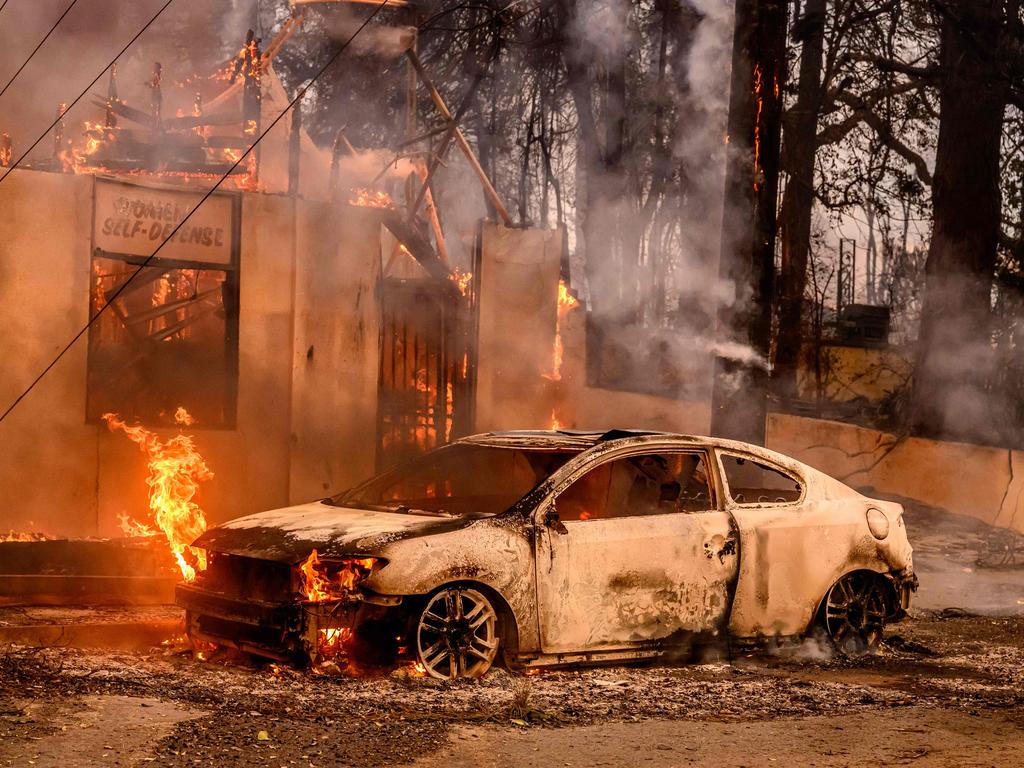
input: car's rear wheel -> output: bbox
[415,586,499,679]
[822,572,889,656]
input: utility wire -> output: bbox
[0,0,81,100]
[0,1,9,20]
[0,0,390,425]
[0,0,175,186]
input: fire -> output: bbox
[298,550,376,602]
[545,280,579,429]
[550,409,562,431]
[347,188,394,208]
[0,531,51,542]
[118,513,157,538]
[102,409,212,581]
[543,280,579,383]
[449,268,472,297]
[752,62,764,192]
[318,627,352,659]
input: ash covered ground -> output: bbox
[1,502,1023,767]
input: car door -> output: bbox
[533,446,739,654]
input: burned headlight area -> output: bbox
[295,551,401,664]
[176,550,405,667]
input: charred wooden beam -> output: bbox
[52,102,66,167]
[379,209,460,298]
[105,64,119,129]
[404,49,513,226]
[147,62,163,126]
[330,128,356,200]
[289,94,303,196]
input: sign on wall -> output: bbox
[93,178,235,265]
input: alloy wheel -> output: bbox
[416,587,499,679]
[823,572,888,655]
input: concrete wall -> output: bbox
[767,413,1024,536]
[0,170,380,537]
[797,344,911,403]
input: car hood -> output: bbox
[193,501,474,564]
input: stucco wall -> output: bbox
[767,413,1024,536]
[288,202,381,501]
[475,223,563,432]
[473,227,712,438]
[0,170,380,536]
[0,170,97,537]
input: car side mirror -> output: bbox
[544,505,568,535]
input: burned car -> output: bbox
[177,430,917,678]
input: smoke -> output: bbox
[321,10,415,59]
[333,148,416,189]
[567,0,635,59]
[0,0,265,166]
[561,0,764,396]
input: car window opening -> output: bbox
[720,453,802,504]
[333,444,579,516]
[557,452,713,522]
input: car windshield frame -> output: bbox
[328,442,581,518]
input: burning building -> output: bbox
[0,5,715,601]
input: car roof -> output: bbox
[450,430,860,500]
[457,429,710,450]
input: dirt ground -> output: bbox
[1,614,1022,767]
[1,502,1023,767]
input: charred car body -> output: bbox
[177,430,917,678]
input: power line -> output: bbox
[0,1,9,20]
[0,0,81,100]
[0,0,176,186]
[0,0,390,425]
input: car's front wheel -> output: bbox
[821,571,889,655]
[415,586,499,679]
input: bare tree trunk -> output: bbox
[710,0,788,445]
[910,0,1006,442]
[773,0,827,404]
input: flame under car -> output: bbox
[176,430,917,678]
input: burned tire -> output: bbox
[415,586,499,679]
[820,571,889,656]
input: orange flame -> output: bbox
[449,268,472,297]
[545,280,579,429]
[752,63,764,192]
[543,280,579,384]
[298,550,376,602]
[348,188,394,209]
[118,513,157,538]
[102,410,211,581]
[0,531,51,542]
[317,627,353,659]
